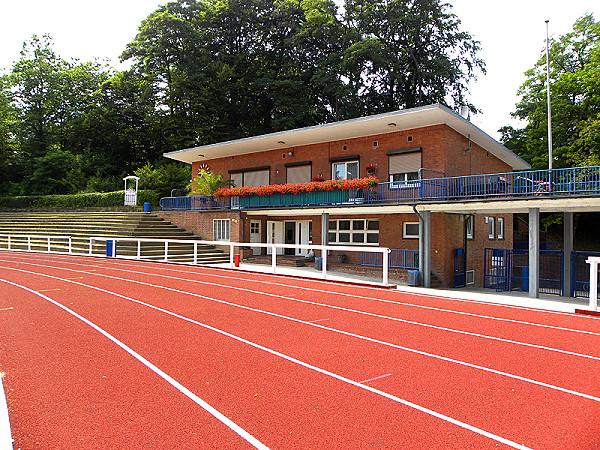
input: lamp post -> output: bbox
[545,20,553,171]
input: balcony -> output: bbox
[159,166,600,211]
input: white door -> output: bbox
[296,220,310,255]
[266,221,284,255]
[250,220,261,255]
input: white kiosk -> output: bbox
[123,176,140,206]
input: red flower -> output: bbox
[213,177,379,198]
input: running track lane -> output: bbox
[1,253,600,447]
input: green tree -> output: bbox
[134,162,191,198]
[504,14,600,169]
[342,0,485,114]
[190,169,233,195]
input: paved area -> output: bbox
[215,260,592,314]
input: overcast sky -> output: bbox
[1,0,598,140]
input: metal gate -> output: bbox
[484,248,563,295]
[483,248,510,291]
[572,251,600,297]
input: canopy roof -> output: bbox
[164,104,530,171]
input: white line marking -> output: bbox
[308,318,330,323]
[360,373,393,384]
[0,369,12,450]
[2,265,599,405]
[0,275,531,449]
[4,254,596,336]
[0,278,269,450]
[3,259,599,366]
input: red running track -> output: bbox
[1,251,600,449]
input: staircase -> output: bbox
[0,211,229,264]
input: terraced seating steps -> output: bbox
[0,211,229,264]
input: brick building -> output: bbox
[162,104,530,288]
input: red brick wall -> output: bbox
[191,124,512,185]
[158,209,513,288]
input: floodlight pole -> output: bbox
[545,20,553,171]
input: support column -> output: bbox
[529,208,540,298]
[563,212,573,297]
[419,211,431,288]
[321,213,329,246]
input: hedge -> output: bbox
[0,190,161,209]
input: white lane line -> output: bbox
[2,265,599,405]
[0,279,269,450]
[360,373,393,384]
[308,318,330,323]
[0,275,530,449]
[4,255,596,336]
[40,253,584,318]
[2,253,585,323]
[3,259,599,366]
[0,370,13,450]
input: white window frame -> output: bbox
[402,222,420,239]
[213,219,230,242]
[389,172,419,189]
[332,160,359,180]
[466,215,474,240]
[488,217,495,240]
[497,217,504,240]
[328,218,379,245]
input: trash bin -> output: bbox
[106,240,116,257]
[234,254,240,267]
[144,202,151,212]
[337,253,346,263]
[314,257,322,271]
[407,270,420,286]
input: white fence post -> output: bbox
[382,248,390,285]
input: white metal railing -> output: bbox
[0,233,392,286]
[586,256,600,310]
[0,234,72,254]
[94,237,391,286]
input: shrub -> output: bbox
[0,189,161,209]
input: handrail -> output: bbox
[93,236,392,286]
[586,256,600,310]
[0,234,72,254]
[160,165,600,211]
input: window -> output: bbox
[328,219,378,245]
[403,222,419,239]
[497,217,504,240]
[488,217,495,239]
[388,151,421,187]
[466,215,474,240]
[286,164,311,184]
[229,168,270,187]
[333,161,359,180]
[213,219,230,241]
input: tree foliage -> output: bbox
[1,0,485,197]
[502,14,600,169]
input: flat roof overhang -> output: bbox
[242,196,600,217]
[164,104,530,171]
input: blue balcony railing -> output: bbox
[361,249,419,269]
[160,166,600,211]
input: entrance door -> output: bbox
[296,220,310,256]
[249,220,261,255]
[284,222,296,255]
[266,221,284,255]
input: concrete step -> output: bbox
[0,211,229,264]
